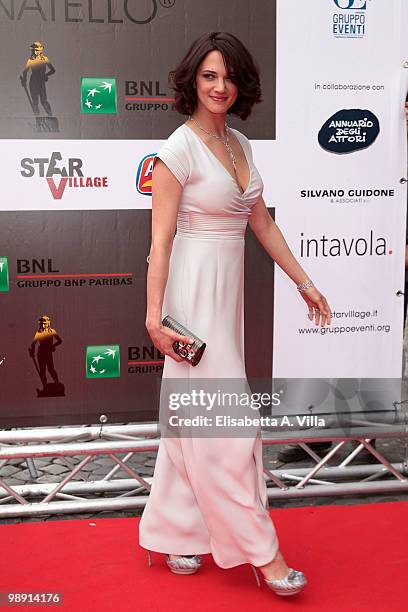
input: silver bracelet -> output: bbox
[297,279,314,292]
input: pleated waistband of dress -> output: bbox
[176,210,248,240]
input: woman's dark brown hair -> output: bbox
[169,32,262,120]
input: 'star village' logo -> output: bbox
[81,78,117,114]
[86,345,120,378]
[20,41,59,133]
[9,258,133,288]
[318,109,380,154]
[20,152,109,200]
[29,314,65,398]
[137,154,156,195]
[0,257,9,292]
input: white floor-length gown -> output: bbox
[138,123,279,569]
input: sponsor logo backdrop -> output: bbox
[0,206,274,426]
[0,0,277,425]
[0,0,407,425]
[0,0,276,139]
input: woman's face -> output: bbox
[194,50,238,115]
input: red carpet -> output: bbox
[1,501,407,611]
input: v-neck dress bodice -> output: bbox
[138,123,279,570]
[155,123,263,240]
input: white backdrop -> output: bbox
[268,0,408,379]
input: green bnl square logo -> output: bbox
[0,257,9,293]
[81,78,117,114]
[86,345,120,378]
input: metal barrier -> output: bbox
[0,421,407,518]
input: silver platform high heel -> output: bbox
[251,565,307,596]
[147,550,203,575]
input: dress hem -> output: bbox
[139,539,280,570]
[139,542,212,556]
[212,540,280,570]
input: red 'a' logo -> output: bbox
[136,154,155,196]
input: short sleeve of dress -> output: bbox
[155,128,190,187]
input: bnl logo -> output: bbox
[136,154,156,196]
[0,257,9,292]
[333,0,367,9]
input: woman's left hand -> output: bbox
[299,286,332,327]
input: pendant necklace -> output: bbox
[188,115,237,172]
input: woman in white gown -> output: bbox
[139,32,331,597]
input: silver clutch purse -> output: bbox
[162,315,206,366]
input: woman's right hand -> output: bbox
[146,323,194,362]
